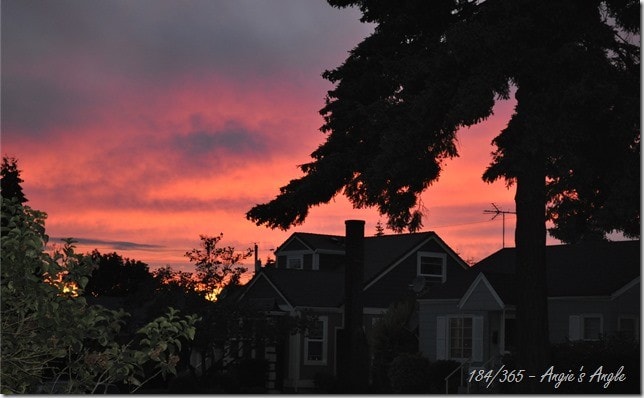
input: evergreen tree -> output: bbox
[247,0,640,389]
[1,156,27,204]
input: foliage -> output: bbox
[0,197,199,394]
[387,353,432,393]
[547,337,639,394]
[245,0,639,387]
[185,233,252,299]
[370,298,418,392]
[85,250,155,297]
[1,156,27,205]
[428,359,462,394]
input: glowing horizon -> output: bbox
[2,0,565,277]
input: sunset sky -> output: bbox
[2,0,563,274]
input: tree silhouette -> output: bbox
[185,234,252,300]
[1,157,30,238]
[85,250,154,297]
[1,156,27,204]
[247,0,639,388]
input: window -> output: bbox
[583,317,602,340]
[569,315,603,341]
[287,256,303,270]
[417,252,446,283]
[304,317,327,365]
[449,317,473,360]
[437,316,482,362]
[618,317,638,340]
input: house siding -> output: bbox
[295,311,343,386]
[548,298,610,343]
[419,300,494,364]
[460,280,503,311]
[418,301,459,361]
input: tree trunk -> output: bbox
[514,160,550,392]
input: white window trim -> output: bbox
[287,254,304,270]
[570,314,604,341]
[582,314,603,341]
[438,315,483,363]
[417,251,447,283]
[447,315,474,361]
[304,316,328,366]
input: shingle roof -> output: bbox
[250,231,452,308]
[261,268,345,307]
[421,240,640,303]
[473,240,640,298]
[276,232,345,253]
[363,232,438,282]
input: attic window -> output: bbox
[417,252,446,283]
[287,256,303,270]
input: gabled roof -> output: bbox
[275,232,345,254]
[363,232,463,283]
[276,231,467,283]
[421,240,640,302]
[473,240,640,297]
[246,231,468,308]
[250,268,345,308]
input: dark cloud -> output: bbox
[2,0,372,137]
[49,237,164,251]
[2,0,370,81]
[177,121,267,156]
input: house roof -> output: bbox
[275,232,345,253]
[245,231,467,308]
[277,231,464,281]
[258,268,345,308]
[422,240,640,303]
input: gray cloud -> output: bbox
[2,0,372,137]
[50,237,164,251]
[177,121,267,157]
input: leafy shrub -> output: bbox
[387,353,432,393]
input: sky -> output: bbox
[2,0,563,275]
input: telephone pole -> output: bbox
[483,203,516,248]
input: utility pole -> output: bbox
[483,203,516,248]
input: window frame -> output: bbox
[304,316,328,365]
[618,316,639,340]
[417,251,447,283]
[581,314,603,341]
[286,255,304,270]
[447,316,473,361]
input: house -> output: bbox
[237,220,469,391]
[418,240,640,369]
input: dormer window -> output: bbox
[287,256,303,270]
[417,252,446,283]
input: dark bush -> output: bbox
[314,372,342,393]
[428,359,462,393]
[547,337,639,394]
[236,358,268,392]
[387,353,432,393]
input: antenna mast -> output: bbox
[483,203,516,248]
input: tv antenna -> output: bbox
[483,203,516,248]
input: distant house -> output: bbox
[418,240,640,370]
[237,220,469,391]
